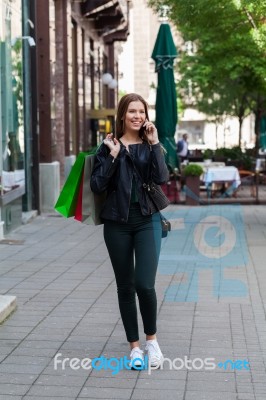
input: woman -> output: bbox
[90,93,169,369]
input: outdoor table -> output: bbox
[203,166,241,198]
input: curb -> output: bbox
[22,210,38,225]
[0,295,17,324]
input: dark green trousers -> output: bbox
[103,203,162,342]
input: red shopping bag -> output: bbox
[74,171,84,222]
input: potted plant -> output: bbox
[203,149,214,161]
[183,164,204,205]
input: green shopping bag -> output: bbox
[54,151,91,218]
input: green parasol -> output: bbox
[260,116,266,150]
[152,23,178,170]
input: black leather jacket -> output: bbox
[90,141,169,222]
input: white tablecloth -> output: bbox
[203,166,241,187]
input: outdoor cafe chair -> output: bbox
[235,170,256,198]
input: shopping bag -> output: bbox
[73,171,84,222]
[80,154,106,225]
[54,152,89,218]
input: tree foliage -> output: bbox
[149,0,266,148]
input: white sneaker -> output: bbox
[145,339,163,368]
[129,347,144,369]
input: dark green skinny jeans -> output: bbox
[103,203,162,342]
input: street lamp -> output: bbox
[108,79,118,89]
[102,73,113,85]
[11,36,36,47]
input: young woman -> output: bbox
[90,93,169,368]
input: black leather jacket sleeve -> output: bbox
[90,143,119,194]
[150,143,169,184]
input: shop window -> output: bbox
[0,0,25,196]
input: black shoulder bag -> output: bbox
[143,182,171,238]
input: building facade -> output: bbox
[0,0,130,236]
[0,0,26,237]
[119,0,182,121]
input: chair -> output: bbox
[236,170,256,197]
[258,169,266,185]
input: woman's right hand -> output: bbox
[103,133,121,158]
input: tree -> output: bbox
[149,0,266,150]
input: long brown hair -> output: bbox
[115,93,150,139]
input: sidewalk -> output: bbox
[0,205,266,400]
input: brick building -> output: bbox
[0,0,130,235]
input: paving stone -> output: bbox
[0,373,37,385]
[83,377,136,388]
[78,387,132,398]
[187,379,236,392]
[0,207,266,399]
[131,389,184,400]
[34,373,87,387]
[187,371,234,382]
[41,364,91,377]
[89,367,138,379]
[184,392,237,400]
[3,355,51,366]
[0,363,44,375]
[23,397,74,400]
[18,340,62,349]
[26,384,81,397]
[0,383,30,395]
[135,378,185,390]
[236,395,255,400]
[11,347,58,357]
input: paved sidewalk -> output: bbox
[0,205,266,400]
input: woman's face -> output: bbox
[124,101,146,133]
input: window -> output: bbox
[0,0,25,195]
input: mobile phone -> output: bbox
[139,120,148,137]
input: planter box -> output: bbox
[185,176,200,205]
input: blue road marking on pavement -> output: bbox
[158,205,249,302]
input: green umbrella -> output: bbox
[260,116,266,150]
[152,23,178,170]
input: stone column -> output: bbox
[54,0,70,182]
[35,0,52,163]
[107,43,115,108]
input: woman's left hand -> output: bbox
[143,121,159,145]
